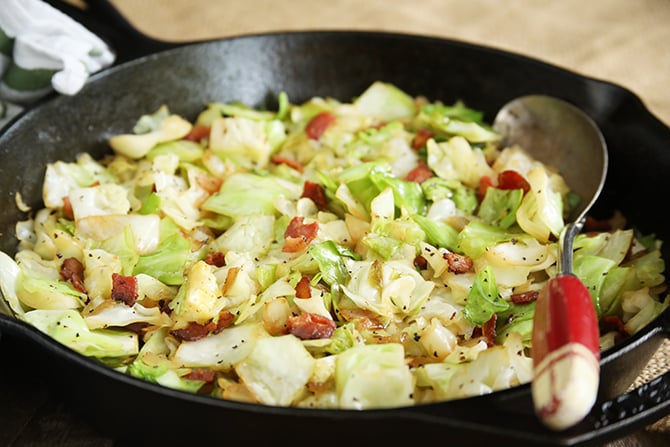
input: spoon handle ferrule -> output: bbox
[558,218,585,275]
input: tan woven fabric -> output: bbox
[109,0,670,439]
[110,0,670,126]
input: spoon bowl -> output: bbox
[493,95,608,223]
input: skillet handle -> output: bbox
[43,0,184,63]
[551,314,670,445]
[586,370,670,439]
[578,316,670,444]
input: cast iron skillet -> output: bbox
[1,1,669,445]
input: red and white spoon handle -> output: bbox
[531,274,600,430]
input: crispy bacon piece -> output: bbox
[184,125,210,142]
[287,312,336,340]
[443,251,473,274]
[158,299,172,315]
[301,180,328,211]
[184,369,217,383]
[411,128,434,150]
[62,196,75,220]
[405,159,434,183]
[271,155,304,172]
[497,170,531,194]
[601,315,630,337]
[124,322,149,334]
[511,290,540,304]
[170,311,235,341]
[413,255,428,270]
[295,276,312,299]
[482,314,497,347]
[204,252,226,267]
[478,170,530,203]
[111,273,138,306]
[60,257,87,294]
[305,111,336,140]
[171,323,210,342]
[207,311,235,335]
[282,216,319,253]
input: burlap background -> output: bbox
[110,0,670,127]
[109,0,670,441]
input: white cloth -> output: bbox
[0,0,115,128]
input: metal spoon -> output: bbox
[492,96,608,431]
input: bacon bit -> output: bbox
[339,308,385,330]
[112,273,139,306]
[404,159,434,183]
[601,315,630,337]
[170,311,235,341]
[184,125,210,142]
[184,369,217,383]
[62,196,74,220]
[211,311,235,334]
[124,322,149,335]
[170,322,211,341]
[305,112,336,140]
[411,128,434,150]
[482,314,497,347]
[282,216,319,253]
[443,251,473,274]
[271,155,304,172]
[60,257,87,294]
[158,299,172,315]
[196,174,223,195]
[511,290,540,304]
[301,180,328,211]
[287,312,336,340]
[497,170,531,194]
[413,255,428,270]
[477,175,495,202]
[471,326,482,338]
[295,276,312,299]
[204,252,226,267]
[583,215,613,232]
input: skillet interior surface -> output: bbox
[1,31,670,445]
